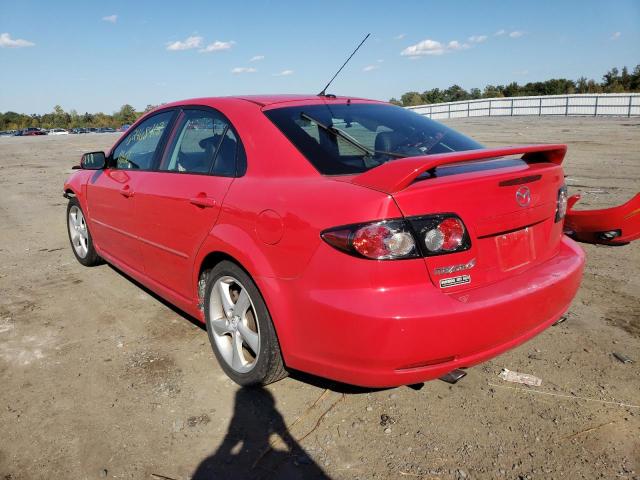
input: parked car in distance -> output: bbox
[49,128,69,135]
[118,124,131,132]
[17,127,46,136]
[65,94,620,388]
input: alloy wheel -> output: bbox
[209,276,261,373]
[68,205,89,258]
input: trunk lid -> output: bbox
[351,145,567,292]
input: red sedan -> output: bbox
[64,95,596,387]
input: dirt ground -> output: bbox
[1,117,638,480]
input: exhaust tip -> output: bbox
[439,368,467,384]
[553,315,568,326]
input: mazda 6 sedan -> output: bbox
[64,94,590,387]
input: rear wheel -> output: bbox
[204,261,287,386]
[67,198,101,266]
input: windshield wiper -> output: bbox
[300,112,406,159]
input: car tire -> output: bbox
[204,260,287,386]
[66,197,101,267]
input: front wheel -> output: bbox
[204,261,287,386]
[66,198,101,266]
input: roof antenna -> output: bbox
[318,33,370,97]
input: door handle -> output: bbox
[119,185,134,198]
[189,196,217,208]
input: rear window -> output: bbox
[264,103,482,175]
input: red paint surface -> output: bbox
[565,193,640,245]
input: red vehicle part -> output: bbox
[564,193,640,245]
[352,144,567,193]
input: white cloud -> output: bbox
[273,69,294,76]
[401,39,445,57]
[494,29,506,36]
[468,35,487,43]
[199,40,235,53]
[394,33,406,40]
[0,32,35,48]
[401,38,469,58]
[249,55,265,62]
[102,14,117,23]
[377,59,384,63]
[446,40,470,51]
[231,67,257,74]
[611,31,621,40]
[509,31,525,38]
[166,36,203,51]
[363,65,379,72]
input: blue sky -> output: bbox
[1,0,639,114]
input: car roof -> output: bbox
[159,94,386,110]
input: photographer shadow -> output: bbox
[192,387,330,480]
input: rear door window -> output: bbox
[159,109,243,176]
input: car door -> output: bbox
[135,108,242,299]
[85,110,175,272]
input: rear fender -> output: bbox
[192,226,293,355]
[192,224,277,298]
[564,193,640,245]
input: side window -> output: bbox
[111,111,173,170]
[212,128,239,177]
[160,110,233,174]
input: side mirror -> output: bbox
[80,151,106,170]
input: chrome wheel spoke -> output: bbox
[234,289,251,316]
[231,333,245,370]
[210,317,230,336]
[218,281,234,317]
[237,321,259,354]
[70,211,80,228]
[218,338,233,365]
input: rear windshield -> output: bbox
[264,103,483,175]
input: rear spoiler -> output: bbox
[352,144,567,194]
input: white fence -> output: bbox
[407,93,640,119]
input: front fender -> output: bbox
[63,170,94,212]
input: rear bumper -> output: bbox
[263,236,585,388]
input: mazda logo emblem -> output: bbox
[516,186,531,207]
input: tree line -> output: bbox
[0,104,158,131]
[390,65,640,106]
[2,64,639,129]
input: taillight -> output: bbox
[424,217,466,252]
[321,214,470,260]
[322,220,417,260]
[408,214,470,256]
[555,184,568,223]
